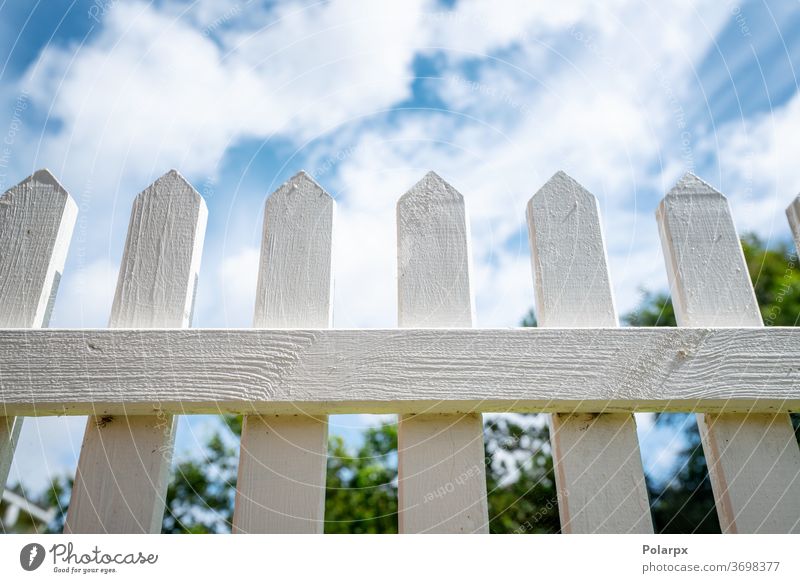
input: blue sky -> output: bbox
[1,0,799,493]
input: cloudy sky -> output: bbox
[2,0,799,493]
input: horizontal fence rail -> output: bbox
[1,167,799,534]
[0,327,798,416]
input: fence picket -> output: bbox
[526,171,652,533]
[0,170,77,488]
[232,171,333,534]
[785,196,800,251]
[64,170,207,533]
[657,173,800,533]
[397,172,488,533]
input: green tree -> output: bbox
[324,424,397,533]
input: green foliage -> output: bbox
[163,431,238,533]
[742,234,800,326]
[520,308,537,328]
[645,416,719,533]
[324,425,398,533]
[623,290,676,327]
[484,416,559,533]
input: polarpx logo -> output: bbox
[20,543,46,571]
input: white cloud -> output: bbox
[715,92,800,239]
[23,0,429,190]
[213,245,260,327]
[50,258,118,328]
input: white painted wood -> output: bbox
[234,414,328,533]
[397,171,488,534]
[0,169,77,488]
[0,328,799,416]
[785,196,800,252]
[527,171,652,533]
[0,418,23,491]
[252,172,334,329]
[397,172,473,328]
[233,171,333,534]
[658,172,800,533]
[65,170,207,534]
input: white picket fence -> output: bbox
[0,168,799,534]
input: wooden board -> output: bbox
[65,170,207,533]
[397,172,488,533]
[657,173,800,533]
[234,414,328,533]
[0,169,77,488]
[233,171,333,534]
[527,171,652,533]
[1,327,798,416]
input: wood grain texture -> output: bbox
[527,171,652,533]
[1,327,798,416]
[398,172,474,328]
[253,172,334,329]
[658,173,800,533]
[397,172,488,534]
[65,170,207,534]
[0,169,77,488]
[67,416,178,533]
[234,171,333,534]
[0,169,77,329]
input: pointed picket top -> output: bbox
[528,170,595,206]
[397,171,473,328]
[110,169,207,329]
[254,170,334,328]
[664,171,725,199]
[398,170,463,206]
[265,170,333,213]
[1,168,73,211]
[27,168,68,192]
[131,169,204,207]
[526,171,616,327]
[0,169,77,328]
[656,172,760,327]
